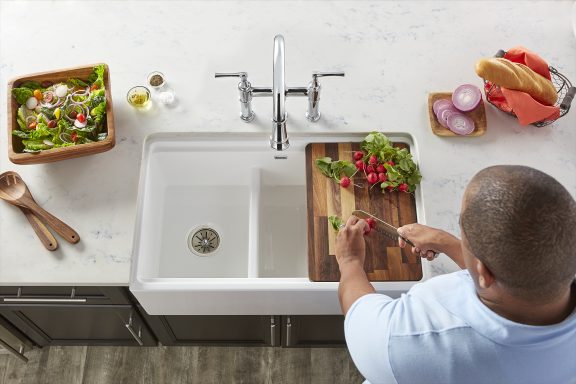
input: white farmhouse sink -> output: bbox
[130,132,430,315]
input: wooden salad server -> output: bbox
[0,171,80,244]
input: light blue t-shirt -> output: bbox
[345,270,576,384]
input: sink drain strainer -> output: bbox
[187,226,220,256]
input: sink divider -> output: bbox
[247,167,261,278]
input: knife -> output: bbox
[352,209,415,246]
[352,209,439,258]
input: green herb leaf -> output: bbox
[18,81,42,90]
[328,216,344,232]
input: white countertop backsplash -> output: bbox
[0,1,574,285]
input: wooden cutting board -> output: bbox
[306,142,422,282]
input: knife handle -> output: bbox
[400,235,439,258]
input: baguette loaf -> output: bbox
[475,58,558,105]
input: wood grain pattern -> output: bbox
[7,64,115,164]
[306,142,422,282]
[428,92,487,137]
[0,346,363,384]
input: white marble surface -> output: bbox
[0,1,574,285]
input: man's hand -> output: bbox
[336,215,375,315]
[336,215,370,269]
[397,224,465,269]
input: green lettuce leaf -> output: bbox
[11,87,33,104]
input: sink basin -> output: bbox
[130,132,430,315]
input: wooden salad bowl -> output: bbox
[7,63,115,164]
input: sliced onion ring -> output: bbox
[433,99,453,115]
[447,113,475,135]
[452,84,482,112]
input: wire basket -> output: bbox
[483,49,576,127]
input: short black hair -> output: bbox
[461,165,576,301]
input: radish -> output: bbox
[367,172,378,184]
[366,165,375,174]
[365,218,376,229]
[353,151,364,161]
[340,176,351,188]
[398,183,409,192]
[369,155,378,165]
[376,164,385,173]
[355,160,365,170]
[378,173,387,182]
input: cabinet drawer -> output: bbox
[0,287,131,305]
[0,304,155,346]
[283,315,346,347]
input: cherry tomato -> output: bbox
[33,89,42,101]
[71,131,78,142]
[69,110,78,119]
[47,120,57,128]
[76,113,86,123]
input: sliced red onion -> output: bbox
[433,99,453,115]
[452,84,482,112]
[447,113,475,135]
[59,133,72,143]
[25,115,37,124]
[439,109,459,128]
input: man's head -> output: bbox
[460,165,576,302]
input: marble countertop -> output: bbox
[0,1,574,286]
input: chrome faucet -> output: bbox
[216,35,344,151]
[271,35,288,150]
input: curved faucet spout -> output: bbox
[271,35,289,150]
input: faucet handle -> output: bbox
[215,72,248,81]
[311,71,345,85]
[312,71,345,78]
[306,72,345,122]
[214,72,255,122]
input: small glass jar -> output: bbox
[147,71,176,105]
[127,86,151,109]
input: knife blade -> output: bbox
[352,209,415,246]
[352,209,439,258]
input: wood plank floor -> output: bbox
[0,346,364,384]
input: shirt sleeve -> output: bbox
[344,293,399,384]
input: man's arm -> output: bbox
[397,224,465,269]
[335,216,375,315]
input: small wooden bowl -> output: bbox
[428,92,487,137]
[7,64,115,164]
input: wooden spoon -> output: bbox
[0,171,80,244]
[19,206,59,251]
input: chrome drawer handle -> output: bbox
[0,338,28,363]
[125,313,144,346]
[3,287,87,303]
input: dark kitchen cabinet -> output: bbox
[282,315,346,347]
[142,310,345,347]
[0,286,156,346]
[142,310,281,347]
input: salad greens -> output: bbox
[11,64,108,153]
[328,215,344,232]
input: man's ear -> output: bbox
[476,259,495,289]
